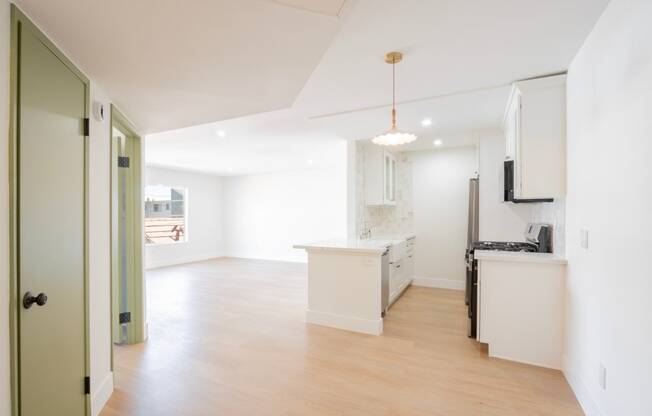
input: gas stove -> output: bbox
[464,223,553,339]
[471,240,538,253]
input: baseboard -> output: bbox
[91,372,114,416]
[224,251,307,264]
[562,354,605,416]
[412,276,464,291]
[306,309,383,335]
[145,252,223,269]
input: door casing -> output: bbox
[110,105,145,361]
[8,5,91,416]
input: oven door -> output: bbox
[465,250,472,305]
[467,259,478,339]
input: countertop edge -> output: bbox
[474,250,567,265]
[293,245,387,255]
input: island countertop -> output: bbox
[294,238,403,254]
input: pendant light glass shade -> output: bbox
[372,51,417,146]
[371,126,418,146]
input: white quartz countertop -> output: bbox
[294,238,405,254]
[474,250,567,265]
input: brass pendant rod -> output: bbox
[392,59,396,128]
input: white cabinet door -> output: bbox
[364,145,397,206]
[383,151,397,205]
[389,260,402,300]
[504,75,566,200]
[504,91,518,161]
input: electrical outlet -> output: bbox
[580,229,589,249]
[598,363,607,390]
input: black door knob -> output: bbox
[23,292,48,309]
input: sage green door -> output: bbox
[17,15,87,416]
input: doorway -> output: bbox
[110,106,145,350]
[9,6,90,416]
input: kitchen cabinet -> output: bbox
[504,74,566,200]
[389,237,415,305]
[364,145,397,206]
[476,254,565,369]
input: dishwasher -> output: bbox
[380,247,390,317]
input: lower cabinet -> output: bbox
[389,238,416,305]
[477,258,565,369]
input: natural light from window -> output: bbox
[144,185,187,245]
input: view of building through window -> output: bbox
[144,185,187,244]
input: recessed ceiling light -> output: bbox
[216,130,226,138]
[433,139,443,146]
[421,118,433,127]
[307,159,314,165]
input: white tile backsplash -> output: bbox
[356,142,413,238]
[531,199,566,256]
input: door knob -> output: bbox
[23,292,48,309]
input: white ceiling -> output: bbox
[146,109,347,176]
[15,0,610,175]
[294,0,610,117]
[14,0,348,133]
[146,86,508,175]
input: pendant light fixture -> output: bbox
[371,51,417,146]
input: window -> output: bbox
[144,185,187,244]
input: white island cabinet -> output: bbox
[475,250,566,369]
[294,236,414,336]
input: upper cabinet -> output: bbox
[504,74,566,200]
[364,145,397,206]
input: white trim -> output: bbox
[91,372,114,416]
[306,310,383,336]
[225,251,307,264]
[562,355,605,416]
[412,276,464,291]
[145,252,223,269]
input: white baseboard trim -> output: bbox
[562,355,604,416]
[306,309,383,336]
[91,372,114,416]
[145,252,223,269]
[224,252,307,264]
[412,276,464,291]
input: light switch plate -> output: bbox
[580,229,589,249]
[598,363,607,390]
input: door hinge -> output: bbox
[83,118,90,136]
[119,311,131,324]
[84,376,90,395]
[118,156,130,168]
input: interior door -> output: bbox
[16,12,88,416]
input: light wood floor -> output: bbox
[100,258,582,416]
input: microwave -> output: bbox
[503,160,553,203]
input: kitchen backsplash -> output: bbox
[355,142,565,255]
[531,199,566,256]
[356,142,414,237]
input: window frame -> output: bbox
[144,184,189,246]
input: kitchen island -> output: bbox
[294,237,414,335]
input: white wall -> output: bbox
[477,131,533,242]
[0,4,115,414]
[564,0,652,414]
[223,153,347,263]
[145,167,224,269]
[87,83,114,415]
[1,2,11,415]
[410,146,477,288]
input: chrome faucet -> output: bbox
[359,222,372,240]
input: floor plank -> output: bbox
[101,257,582,416]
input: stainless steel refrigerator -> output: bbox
[465,177,479,306]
